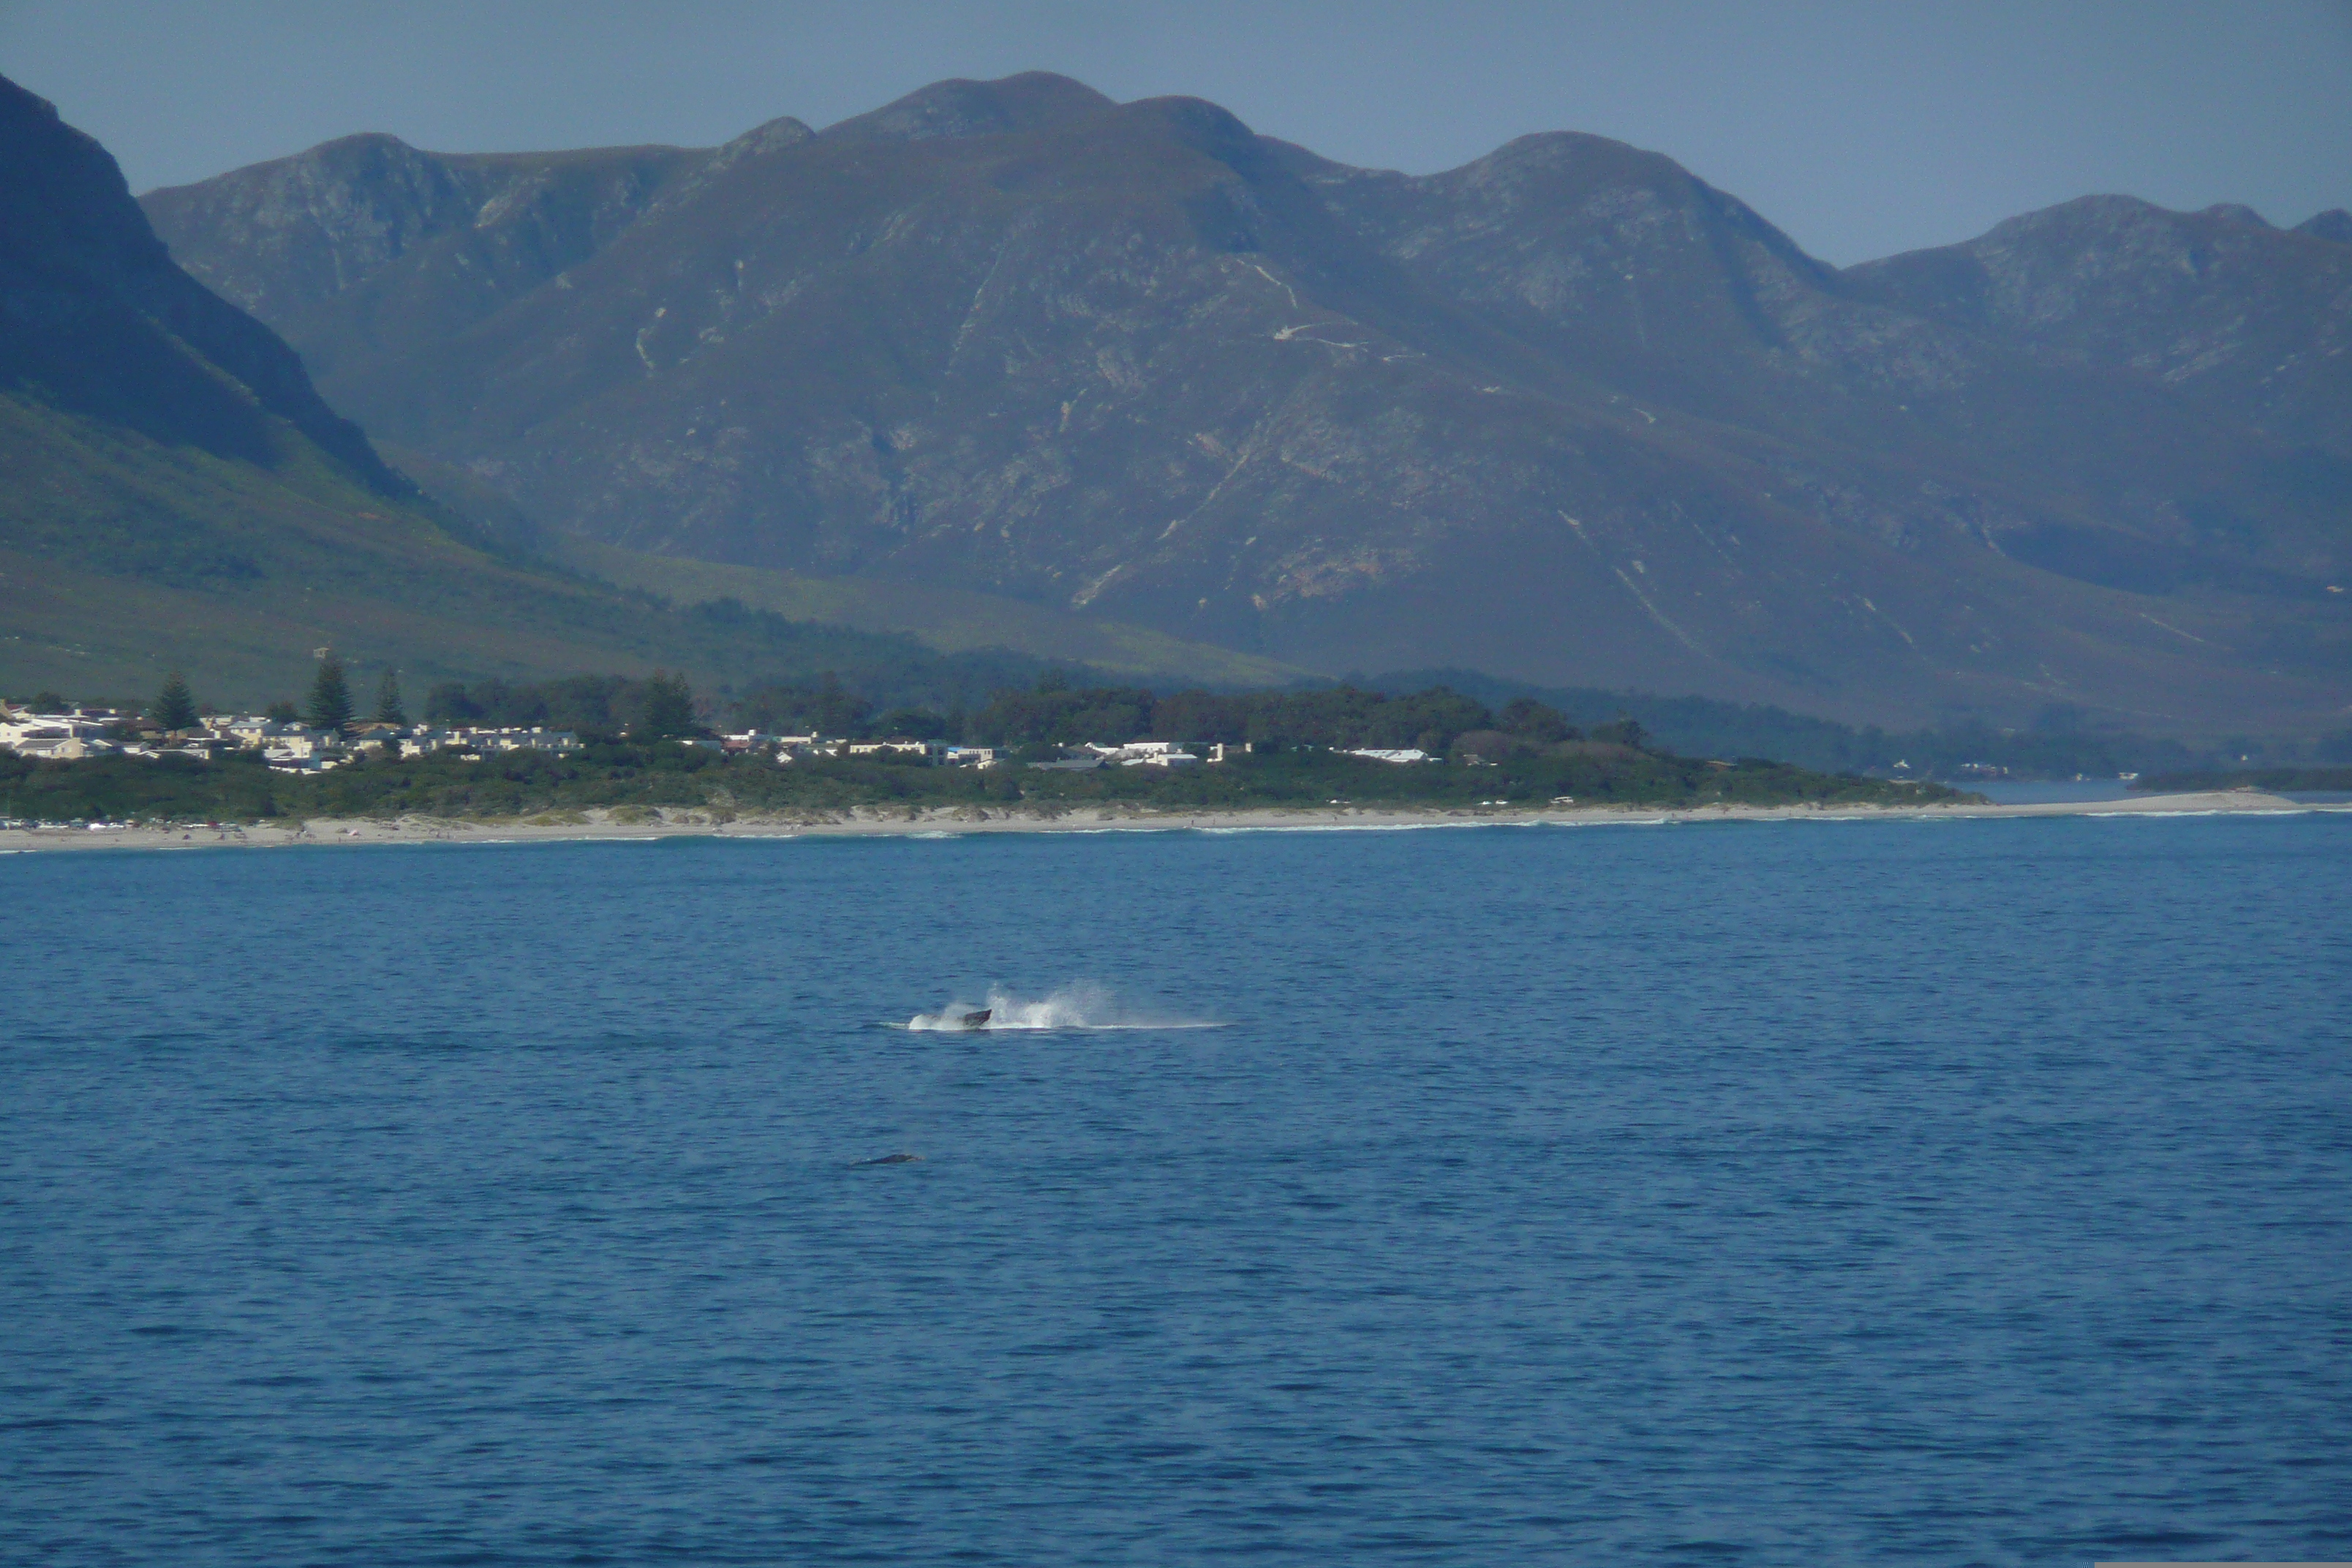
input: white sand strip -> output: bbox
[0,791,2337,853]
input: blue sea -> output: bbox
[4,814,2348,1566]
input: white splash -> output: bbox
[902,982,1221,1032]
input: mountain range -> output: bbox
[134,72,2352,734]
[5,70,2345,732]
[0,72,1284,709]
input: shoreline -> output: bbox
[0,789,2340,854]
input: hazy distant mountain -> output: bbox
[1847,196,2352,458]
[143,73,2352,731]
[137,131,717,396]
[2294,209,2352,246]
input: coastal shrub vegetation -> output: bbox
[409,671,1652,758]
[0,736,1960,826]
[2133,765,2352,793]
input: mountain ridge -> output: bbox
[0,72,1267,710]
[1,78,399,492]
[133,72,2352,733]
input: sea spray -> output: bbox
[903,983,1220,1031]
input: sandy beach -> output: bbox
[1,789,2338,853]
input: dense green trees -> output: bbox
[405,673,1602,755]
[1499,697,1574,744]
[0,738,1958,826]
[969,681,1500,752]
[633,672,698,739]
[735,675,870,737]
[426,674,633,731]
[419,672,704,738]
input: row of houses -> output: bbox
[0,711,586,772]
[708,734,1221,769]
[0,712,124,761]
[4,706,1440,773]
[0,711,987,771]
[723,734,1435,769]
[717,734,1003,766]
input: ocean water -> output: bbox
[3,815,2348,1566]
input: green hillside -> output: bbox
[545,535,1313,690]
[0,391,1072,710]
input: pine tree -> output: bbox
[151,670,199,732]
[375,668,408,725]
[305,652,354,733]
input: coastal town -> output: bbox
[0,701,1400,774]
[0,704,592,770]
[0,665,1989,835]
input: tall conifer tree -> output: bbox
[305,652,354,733]
[375,669,408,725]
[151,670,198,732]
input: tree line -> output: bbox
[94,654,2349,780]
[100,657,703,741]
[112,658,1646,755]
[412,668,1642,755]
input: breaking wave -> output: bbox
[900,983,1221,1032]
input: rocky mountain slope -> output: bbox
[1847,196,2352,459]
[0,74,1216,708]
[1,78,398,492]
[144,73,2352,732]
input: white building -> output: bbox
[1081,739,1202,766]
[0,715,115,754]
[14,735,120,760]
[467,728,583,755]
[208,717,303,747]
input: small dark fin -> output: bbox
[960,1009,992,1028]
[852,1152,924,1166]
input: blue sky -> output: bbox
[2,0,2345,264]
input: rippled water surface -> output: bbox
[4,816,2348,1565]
